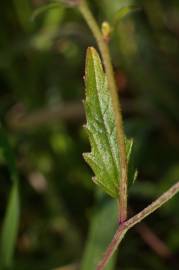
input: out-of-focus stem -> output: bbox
[135,223,172,258]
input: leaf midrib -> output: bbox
[91,58,119,187]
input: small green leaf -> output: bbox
[113,5,141,25]
[13,0,32,31]
[1,182,20,268]
[32,3,65,50]
[83,47,136,198]
[31,3,61,21]
[0,125,20,268]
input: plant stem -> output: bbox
[97,181,179,270]
[97,224,128,270]
[78,0,128,223]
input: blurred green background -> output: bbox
[0,0,179,269]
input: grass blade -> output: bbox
[1,182,20,268]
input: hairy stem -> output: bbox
[78,0,128,223]
[97,181,179,269]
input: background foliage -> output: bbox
[0,0,179,269]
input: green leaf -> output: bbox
[81,197,117,270]
[1,182,20,268]
[31,3,61,21]
[32,3,65,50]
[83,47,136,198]
[13,0,32,31]
[113,4,141,25]
[0,125,20,268]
